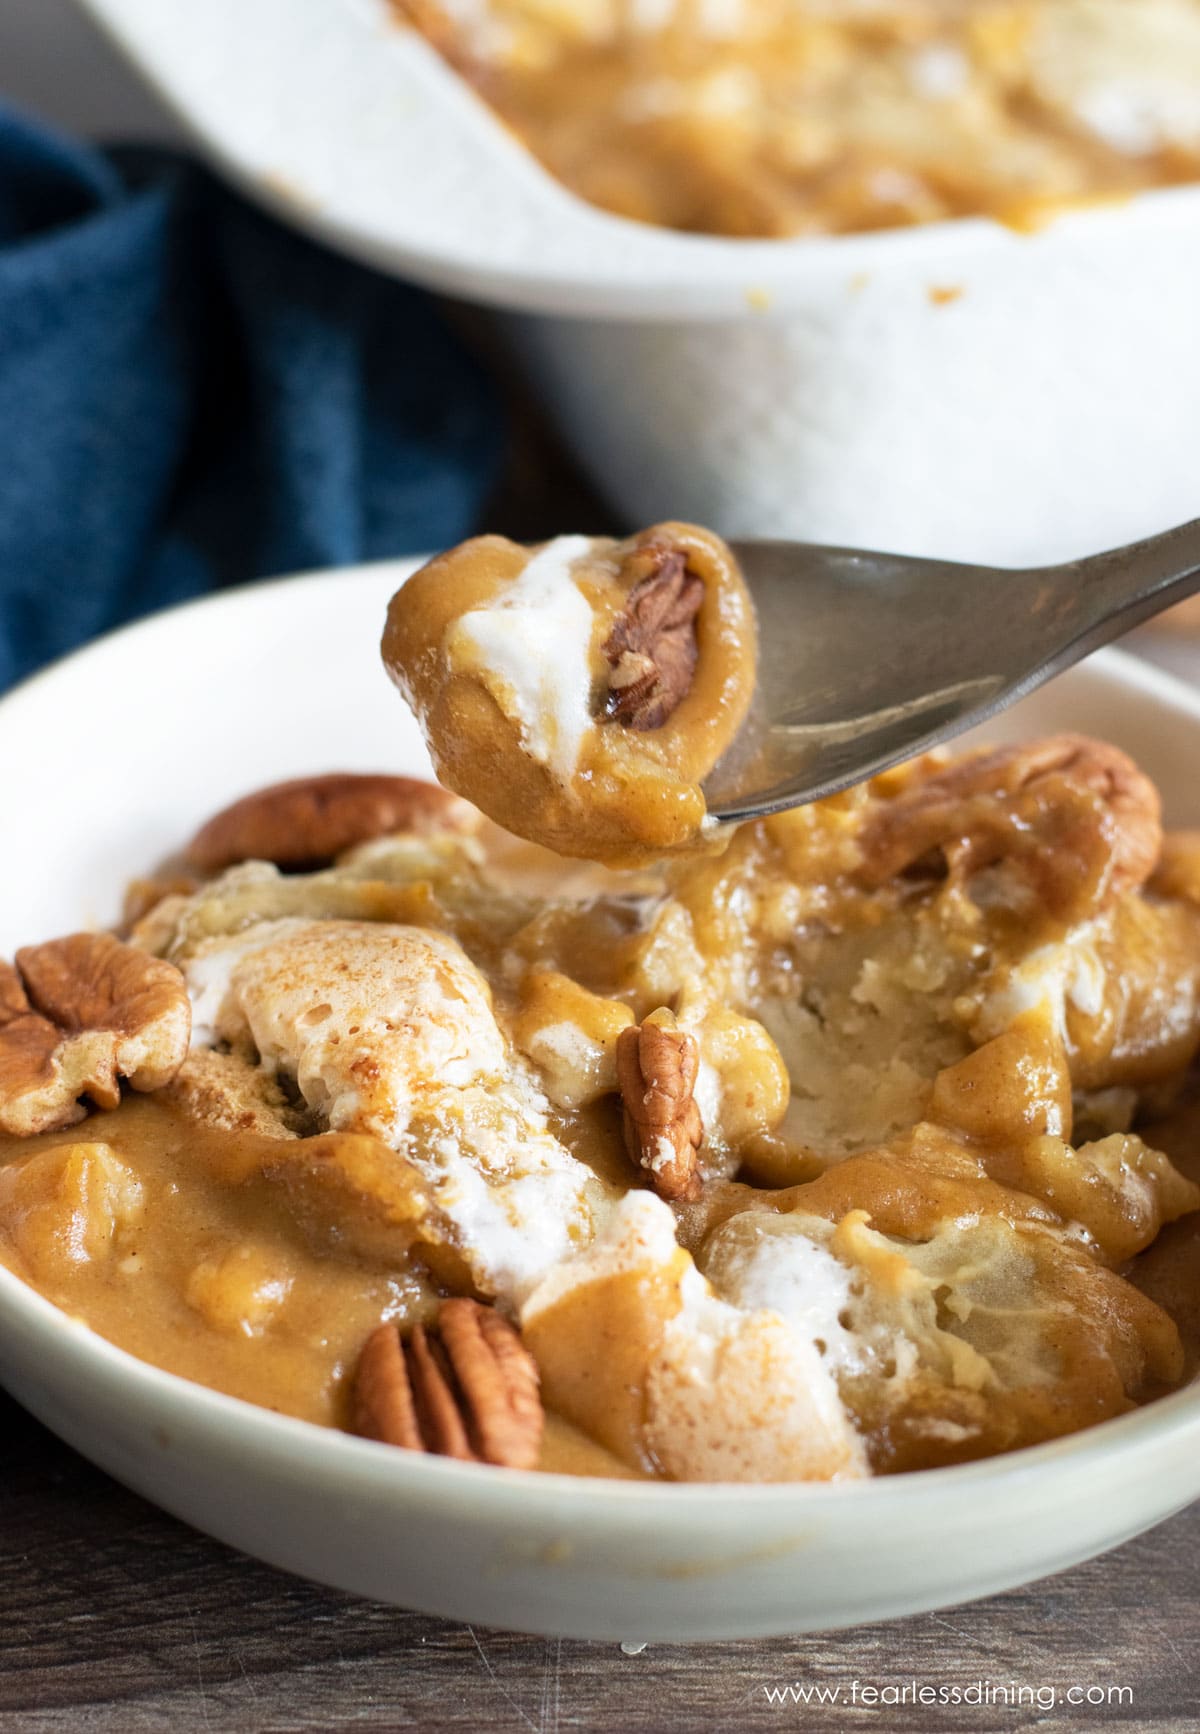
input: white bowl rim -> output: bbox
[76,0,1200,320]
[2,564,1200,1523]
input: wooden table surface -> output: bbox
[3,442,1199,1732]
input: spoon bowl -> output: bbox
[705,518,1200,822]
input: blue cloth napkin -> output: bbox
[0,104,503,693]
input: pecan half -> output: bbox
[353,1298,543,1469]
[186,773,478,873]
[615,1014,704,1202]
[859,734,1161,918]
[0,933,191,1137]
[602,546,704,731]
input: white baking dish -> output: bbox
[0,565,1199,1639]
[79,0,1200,559]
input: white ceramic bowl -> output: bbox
[1,564,1199,1640]
[75,0,1200,562]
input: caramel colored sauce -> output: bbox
[0,1096,641,1479]
[0,1097,428,1427]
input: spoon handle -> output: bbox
[1043,517,1200,657]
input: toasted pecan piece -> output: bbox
[615,1012,704,1202]
[602,544,704,731]
[186,773,478,873]
[354,1298,543,1469]
[0,934,191,1137]
[859,734,1161,916]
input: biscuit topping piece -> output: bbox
[521,1192,866,1482]
[353,1297,543,1469]
[178,913,600,1301]
[0,934,191,1137]
[615,1010,704,1202]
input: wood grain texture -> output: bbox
[0,1388,1197,1733]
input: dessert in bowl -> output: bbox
[2,537,1200,1637]
[4,525,1200,1491]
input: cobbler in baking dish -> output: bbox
[392,0,1200,237]
[2,525,1200,1483]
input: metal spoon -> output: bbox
[703,517,1200,823]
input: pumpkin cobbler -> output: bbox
[2,522,1199,1482]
